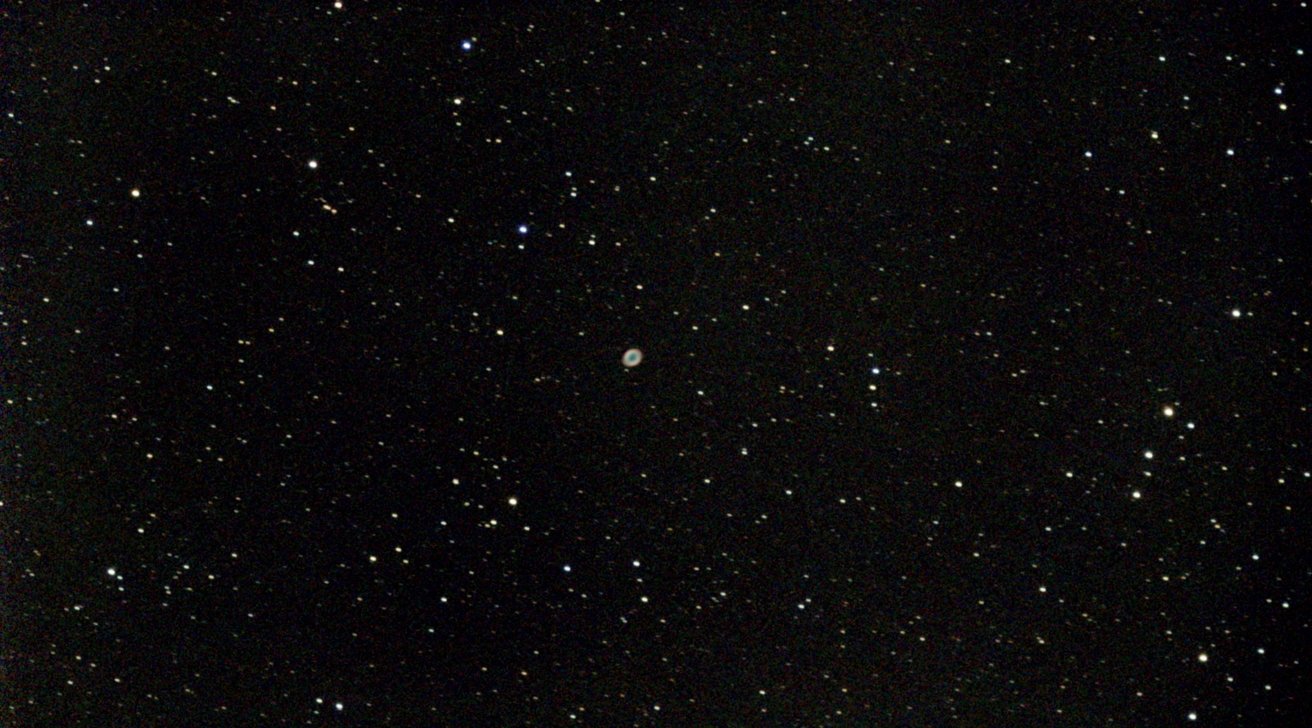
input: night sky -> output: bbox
[4,3,1311,726]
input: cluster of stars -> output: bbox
[15,4,1303,725]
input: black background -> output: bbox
[4,3,1310,725]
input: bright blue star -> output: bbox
[517,224,529,235]
[461,40,474,52]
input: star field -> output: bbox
[3,3,1311,725]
